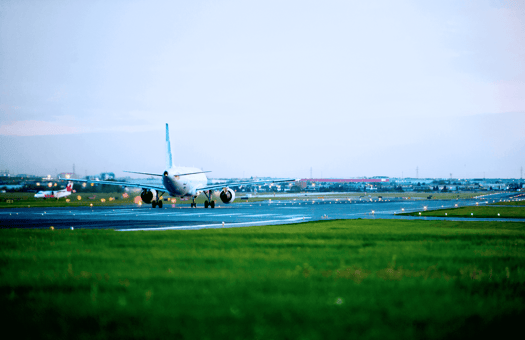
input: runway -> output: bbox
[1,193,522,230]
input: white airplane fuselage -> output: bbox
[162,166,208,197]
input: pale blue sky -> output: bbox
[1,0,524,179]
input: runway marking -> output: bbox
[278,207,305,209]
[119,217,311,231]
[283,215,309,219]
[165,212,216,216]
[199,213,246,217]
[374,210,406,215]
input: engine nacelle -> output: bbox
[219,188,236,204]
[140,189,157,204]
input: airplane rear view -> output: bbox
[62,124,296,208]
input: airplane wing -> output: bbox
[59,177,166,192]
[199,178,298,192]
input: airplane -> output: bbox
[60,124,296,208]
[35,182,74,199]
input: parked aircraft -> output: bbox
[61,124,296,208]
[35,182,74,199]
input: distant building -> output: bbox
[300,178,389,183]
[59,172,76,179]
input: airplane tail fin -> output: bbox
[166,123,173,169]
[66,182,73,192]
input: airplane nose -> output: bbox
[164,171,168,177]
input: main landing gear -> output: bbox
[189,191,215,208]
[151,198,163,208]
[203,190,215,209]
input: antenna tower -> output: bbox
[416,166,419,179]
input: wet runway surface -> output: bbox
[2,193,523,230]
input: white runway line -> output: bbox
[119,217,311,231]
[201,213,246,217]
[278,207,305,209]
[46,211,154,217]
[374,210,404,215]
[285,215,310,219]
[161,212,216,216]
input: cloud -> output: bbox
[0,120,80,136]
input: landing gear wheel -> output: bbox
[158,200,163,208]
[204,201,209,208]
[210,201,215,208]
[191,203,196,208]
[152,201,157,208]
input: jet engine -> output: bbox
[140,189,157,204]
[219,188,236,204]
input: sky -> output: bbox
[1,0,524,179]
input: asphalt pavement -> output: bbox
[1,193,522,230]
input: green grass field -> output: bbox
[0,190,492,209]
[404,206,525,219]
[245,191,490,203]
[0,192,137,208]
[1,219,524,339]
[362,191,489,200]
[491,201,525,206]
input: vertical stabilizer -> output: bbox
[166,123,173,169]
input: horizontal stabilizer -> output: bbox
[123,171,163,177]
[124,170,211,177]
[172,171,212,177]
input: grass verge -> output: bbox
[1,191,492,209]
[491,201,525,206]
[1,219,524,339]
[404,206,525,218]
